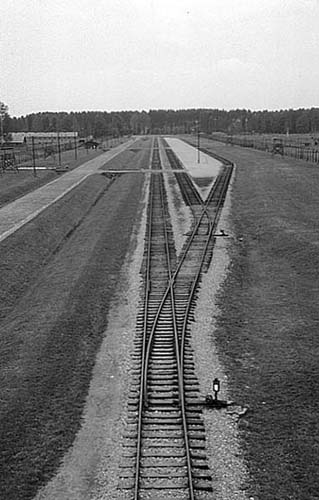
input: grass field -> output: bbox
[0,170,57,208]
[0,148,103,209]
[0,142,150,499]
[212,132,319,148]
[186,136,319,499]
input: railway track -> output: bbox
[162,139,203,208]
[118,137,233,499]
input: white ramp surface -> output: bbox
[165,137,222,200]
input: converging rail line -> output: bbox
[118,137,233,500]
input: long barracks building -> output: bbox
[11,132,78,146]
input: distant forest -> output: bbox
[3,107,319,138]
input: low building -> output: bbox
[10,132,78,146]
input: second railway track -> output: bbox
[118,137,233,500]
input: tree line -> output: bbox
[1,102,319,139]
[149,108,319,135]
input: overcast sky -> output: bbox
[1,0,318,116]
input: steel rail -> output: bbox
[180,165,233,377]
[141,163,233,496]
[142,180,214,404]
[164,145,213,229]
[134,142,187,499]
[134,149,156,500]
[141,170,196,500]
[135,137,233,498]
[142,166,230,399]
[142,161,233,353]
[176,165,233,495]
[140,166,232,495]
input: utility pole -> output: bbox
[195,120,200,163]
[57,131,61,166]
[31,136,37,176]
[74,133,78,160]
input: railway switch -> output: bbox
[214,229,229,237]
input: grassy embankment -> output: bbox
[192,137,319,500]
[0,144,149,499]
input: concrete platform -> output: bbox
[0,138,136,244]
[165,137,222,200]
